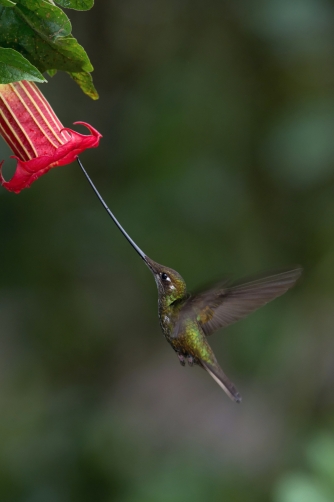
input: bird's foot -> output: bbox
[187,355,194,367]
[177,353,186,366]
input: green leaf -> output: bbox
[0,0,16,7]
[10,0,72,41]
[0,0,96,97]
[0,46,46,83]
[68,70,98,100]
[46,68,57,77]
[54,0,93,11]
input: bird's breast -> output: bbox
[158,311,174,338]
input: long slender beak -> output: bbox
[143,256,160,275]
[78,157,152,267]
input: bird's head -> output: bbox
[145,257,187,305]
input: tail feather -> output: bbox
[202,361,242,403]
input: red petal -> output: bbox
[0,122,102,193]
[0,81,69,161]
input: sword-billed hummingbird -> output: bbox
[78,158,302,403]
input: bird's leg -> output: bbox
[177,353,186,366]
[187,355,194,367]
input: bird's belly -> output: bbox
[159,316,192,355]
[159,313,185,356]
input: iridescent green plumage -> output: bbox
[143,256,301,402]
[78,159,302,403]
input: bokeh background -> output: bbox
[1,1,334,501]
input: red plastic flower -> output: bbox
[0,81,102,193]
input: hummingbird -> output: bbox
[77,158,302,403]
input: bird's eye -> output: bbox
[161,272,169,281]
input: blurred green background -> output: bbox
[1,1,334,501]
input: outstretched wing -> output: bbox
[183,267,302,336]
